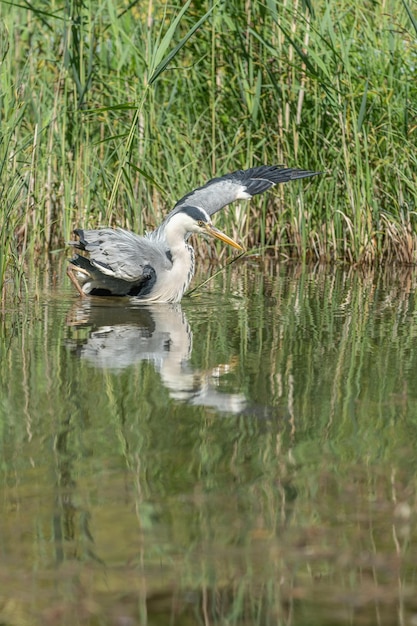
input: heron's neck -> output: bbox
[171,240,195,289]
[149,221,195,302]
[165,230,195,295]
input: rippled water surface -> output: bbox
[2,260,417,625]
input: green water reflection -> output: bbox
[1,262,417,625]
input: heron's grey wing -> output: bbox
[70,228,171,281]
[168,165,320,218]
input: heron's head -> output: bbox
[169,206,243,250]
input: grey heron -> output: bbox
[67,165,319,302]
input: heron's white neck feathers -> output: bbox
[145,212,198,303]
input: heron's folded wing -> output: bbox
[70,228,172,282]
[168,165,319,218]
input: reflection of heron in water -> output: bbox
[67,166,319,302]
[66,299,246,413]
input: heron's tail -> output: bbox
[68,253,93,272]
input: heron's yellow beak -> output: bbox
[204,224,243,250]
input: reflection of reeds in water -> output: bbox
[195,261,417,443]
[1,264,417,624]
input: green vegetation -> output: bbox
[1,0,417,295]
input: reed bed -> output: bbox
[1,0,417,294]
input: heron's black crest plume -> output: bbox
[175,206,209,222]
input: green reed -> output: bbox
[1,0,417,295]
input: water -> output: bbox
[1,260,417,625]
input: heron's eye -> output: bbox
[198,220,205,228]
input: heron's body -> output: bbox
[67,165,319,302]
[70,224,195,301]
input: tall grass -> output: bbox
[1,0,417,294]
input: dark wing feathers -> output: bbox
[168,165,320,218]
